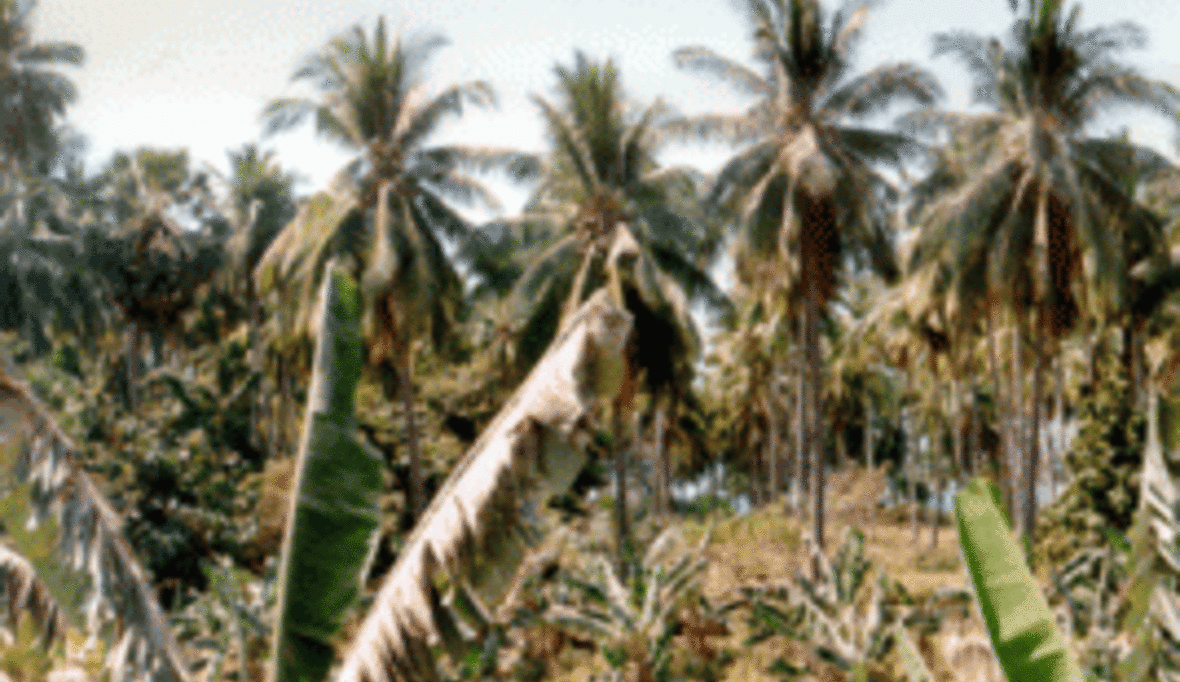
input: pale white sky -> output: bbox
[30,0,1180,224]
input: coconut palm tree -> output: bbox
[505,50,727,574]
[0,0,83,171]
[904,0,1179,535]
[81,148,225,409]
[667,0,941,550]
[0,0,88,358]
[257,19,539,520]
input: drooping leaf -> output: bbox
[334,288,632,682]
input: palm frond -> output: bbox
[260,98,316,137]
[532,95,597,194]
[822,63,943,118]
[15,42,84,66]
[396,81,497,150]
[659,111,765,147]
[417,146,541,182]
[670,46,768,96]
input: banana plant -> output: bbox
[541,523,716,682]
[738,527,965,681]
[953,374,1180,682]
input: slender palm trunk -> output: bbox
[397,354,425,522]
[864,394,875,472]
[905,405,919,546]
[750,422,763,508]
[835,425,846,472]
[931,454,944,550]
[805,287,825,553]
[969,377,980,479]
[987,310,1014,523]
[1025,323,1044,542]
[1011,316,1026,535]
[794,343,808,517]
[766,362,781,504]
[1052,355,1065,500]
[780,375,793,495]
[950,373,963,487]
[613,395,631,579]
[653,398,670,517]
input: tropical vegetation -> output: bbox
[5,0,1180,680]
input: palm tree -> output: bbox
[0,0,83,172]
[257,19,538,520]
[0,0,88,358]
[206,144,299,457]
[505,50,726,574]
[905,0,1179,536]
[668,0,941,550]
[83,149,225,409]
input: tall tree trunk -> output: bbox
[613,396,631,579]
[766,360,782,504]
[905,405,919,547]
[750,433,763,508]
[931,454,944,550]
[986,310,1012,521]
[613,357,637,579]
[1025,324,1044,543]
[1011,316,1025,535]
[1052,354,1065,500]
[765,402,780,507]
[950,373,963,487]
[806,286,825,553]
[780,373,793,495]
[969,377,980,479]
[864,394,875,472]
[653,397,670,517]
[794,344,807,518]
[397,354,426,522]
[835,425,846,473]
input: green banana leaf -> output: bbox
[268,261,383,682]
[955,477,1084,682]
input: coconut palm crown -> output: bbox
[508,50,728,388]
[257,18,539,519]
[904,0,1180,534]
[667,0,943,549]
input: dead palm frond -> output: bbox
[334,289,633,682]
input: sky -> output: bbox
[29,0,1180,226]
